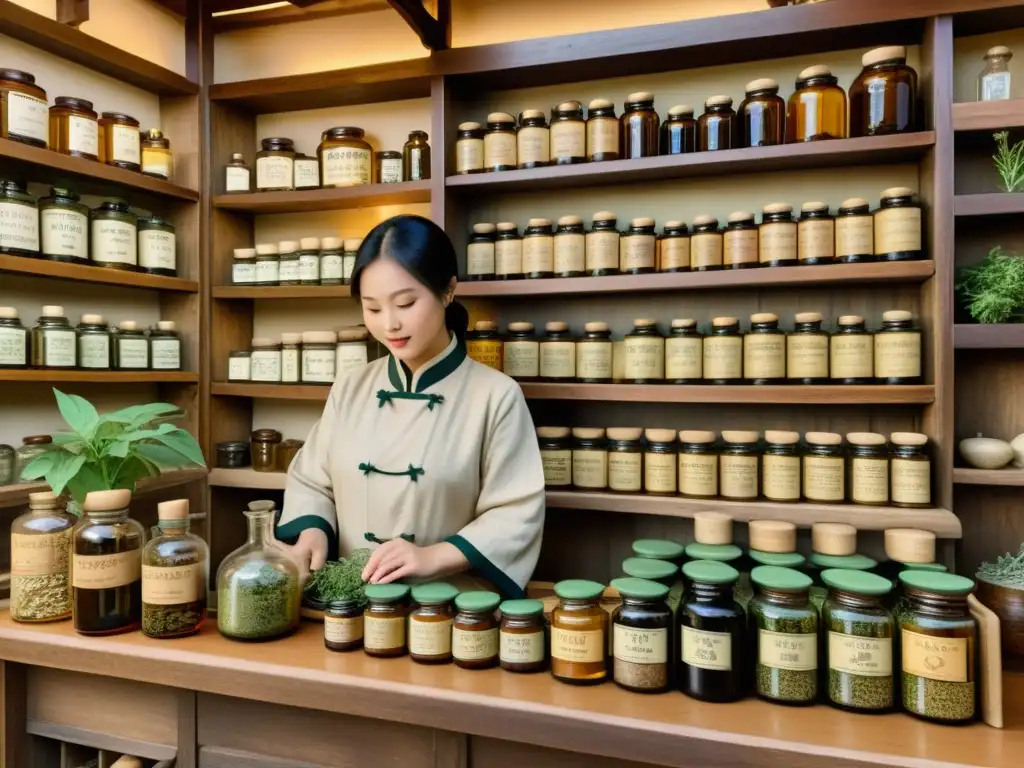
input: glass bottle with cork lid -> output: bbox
[495,222,523,280]
[723,212,757,269]
[576,321,612,383]
[644,429,678,496]
[554,215,585,277]
[403,130,430,181]
[537,426,572,489]
[0,307,29,369]
[77,314,112,370]
[455,121,485,174]
[141,129,172,180]
[703,316,742,384]
[750,565,819,705]
[698,95,737,151]
[890,432,931,508]
[483,112,517,172]
[99,112,141,170]
[499,598,547,673]
[748,520,804,569]
[606,427,642,493]
[874,187,922,261]
[572,427,608,491]
[550,101,586,165]
[803,432,845,504]
[141,499,208,639]
[114,321,149,370]
[691,215,723,271]
[666,318,702,384]
[759,203,797,267]
[623,318,665,383]
[466,321,502,371]
[661,104,696,155]
[586,211,620,276]
[363,583,411,657]
[762,431,801,503]
[318,127,371,187]
[551,579,608,685]
[809,523,877,582]
[517,110,550,169]
[586,99,619,161]
[297,237,321,286]
[466,223,496,281]
[72,489,146,636]
[621,92,659,159]
[739,79,785,147]
[659,221,690,272]
[798,202,835,264]
[224,153,251,193]
[620,217,656,274]
[294,152,320,189]
[786,312,829,384]
[539,321,575,382]
[138,216,177,277]
[377,149,403,185]
[850,46,918,137]
[523,218,554,279]
[503,321,539,380]
[254,243,279,286]
[90,198,138,271]
[10,490,76,623]
[32,306,76,369]
[744,313,786,385]
[0,179,39,258]
[611,577,672,693]
[277,240,300,286]
[250,337,282,383]
[453,591,501,670]
[979,46,1013,101]
[832,314,874,384]
[678,431,718,499]
[40,187,88,264]
[678,559,745,702]
[319,238,343,285]
[0,69,48,147]
[409,581,458,665]
[787,65,847,142]
[49,97,98,160]
[719,431,760,501]
[836,198,874,263]
[847,432,889,506]
[874,310,921,384]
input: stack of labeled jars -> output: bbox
[227,327,370,384]
[232,238,361,287]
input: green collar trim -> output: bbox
[446,534,525,599]
[358,462,424,482]
[376,390,445,410]
[275,515,339,561]
[364,532,416,545]
[386,335,466,393]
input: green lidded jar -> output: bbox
[90,198,137,270]
[77,314,112,370]
[363,582,411,658]
[0,307,29,368]
[750,565,819,705]
[631,539,685,563]
[685,542,743,564]
[0,179,39,258]
[678,560,745,703]
[499,598,546,673]
[39,187,88,264]
[898,571,977,724]
[453,590,501,670]
[408,581,458,665]
[622,557,678,586]
[749,550,805,568]
[32,306,76,369]
[551,578,608,685]
[610,577,672,693]
[821,568,894,713]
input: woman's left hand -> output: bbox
[361,539,467,584]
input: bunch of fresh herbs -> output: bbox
[977,542,1024,587]
[955,246,1024,324]
[304,548,373,607]
[993,131,1024,192]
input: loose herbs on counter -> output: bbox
[304,548,373,608]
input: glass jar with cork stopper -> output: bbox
[847,432,889,506]
[759,203,797,267]
[666,319,703,384]
[803,432,845,504]
[550,101,586,165]
[723,212,758,269]
[644,429,678,496]
[586,99,619,161]
[810,523,874,578]
[503,321,539,380]
[77,314,112,370]
[537,427,572,489]
[661,104,696,154]
[141,129,172,180]
[551,579,609,685]
[586,211,620,276]
[517,110,550,169]
[850,46,918,137]
[141,498,208,639]
[699,95,737,151]
[297,237,321,285]
[744,313,786,385]
[720,431,761,501]
[620,218,656,274]
[455,122,485,174]
[659,221,690,272]
[787,65,847,142]
[890,432,931,508]
[798,202,835,264]
[572,428,608,491]
[554,215,585,277]
[224,153,251,193]
[832,315,874,384]
[836,198,875,263]
[623,319,665,383]
[874,310,921,384]
[539,321,575,382]
[32,306,76,369]
[576,321,612,383]
[277,240,300,286]
[703,317,743,384]
[691,215,723,271]
[484,113,517,172]
[0,307,29,369]
[739,79,785,147]
[787,312,829,384]
[10,491,75,624]
[495,222,523,280]
[523,218,554,279]
[466,223,496,281]
[979,46,1013,101]
[678,431,718,499]
[466,321,502,371]
[607,428,643,493]
[762,431,801,503]
[621,92,659,158]
[874,188,922,261]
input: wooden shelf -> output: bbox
[954,323,1024,349]
[952,98,1024,131]
[953,467,1024,486]
[0,255,198,293]
[209,467,289,490]
[954,192,1024,217]
[446,133,935,194]
[0,0,198,96]
[212,180,431,214]
[0,138,200,202]
[212,382,329,400]
[0,371,199,384]
[457,261,935,298]
[0,468,209,509]
[212,285,352,300]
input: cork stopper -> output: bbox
[838,315,864,325]
[28,491,59,508]
[119,321,139,331]
[300,237,321,250]
[536,426,570,439]
[251,336,275,347]
[645,428,676,443]
[712,316,738,327]
[882,309,912,322]
[745,78,778,93]
[521,109,546,121]
[881,186,914,200]
[728,211,754,223]
[157,499,189,521]
[83,489,132,512]
[664,220,685,229]
[545,321,569,332]
[0,307,18,319]
[847,432,886,446]
[606,427,643,441]
[255,243,278,255]
[764,430,800,445]
[812,523,857,556]
[749,520,797,553]
[632,318,657,328]
[473,320,497,331]
[233,247,256,259]
[321,237,342,249]
[458,121,482,131]
[507,321,534,332]
[705,95,733,107]
[584,321,609,332]
[487,112,515,124]
[630,217,655,228]
[81,314,104,324]
[890,432,928,447]
[862,45,907,67]
[805,431,842,446]
[986,46,1012,58]
[667,104,693,116]
[280,332,302,344]
[527,218,552,228]
[721,430,759,443]
[247,500,276,512]
[302,331,338,344]
[750,312,778,324]
[694,511,733,545]
[588,98,614,110]
[692,214,718,226]
[42,305,65,317]
[337,326,369,341]
[278,240,298,254]
[840,198,869,210]
[801,201,829,213]
[472,223,497,234]
[626,91,654,103]
[557,215,582,226]
[157,321,176,331]
[794,312,822,323]
[572,427,605,440]
[799,64,832,80]
[679,430,716,443]
[343,238,363,251]
[885,528,936,563]
[763,203,792,214]
[671,318,696,329]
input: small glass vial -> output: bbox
[539,321,575,382]
[325,599,363,652]
[250,429,282,473]
[850,46,918,137]
[620,217,657,274]
[572,427,607,491]
[149,321,181,371]
[750,566,819,705]
[890,432,931,508]
[114,321,149,370]
[49,96,99,160]
[666,319,703,384]
[744,313,786,385]
[703,316,742,384]
[623,318,665,383]
[523,218,554,279]
[551,579,608,685]
[517,110,549,169]
[678,431,718,499]
[250,337,282,382]
[679,560,745,702]
[611,577,672,693]
[659,221,690,272]
[228,350,251,381]
[453,591,501,670]
[409,582,458,665]
[403,130,430,181]
[495,222,524,279]
[10,491,75,623]
[297,237,321,285]
[759,203,797,267]
[762,430,801,503]
[318,127,371,187]
[363,583,411,658]
[586,98,620,162]
[874,187,922,261]
[499,599,547,673]
[342,239,361,284]
[847,432,889,506]
[661,104,696,155]
[455,121,484,174]
[0,307,29,368]
[719,430,760,501]
[278,240,300,286]
[550,101,586,165]
[739,79,785,147]
[39,187,88,264]
[466,223,496,280]
[698,95,736,151]
[503,321,539,380]
[537,426,572,489]
[644,429,677,496]
[32,306,76,369]
[832,315,874,384]
[0,179,39,258]
[798,202,835,264]
[875,310,921,384]
[301,331,336,384]
[804,432,845,503]
[787,65,847,142]
[606,427,643,493]
[319,238,343,285]
[723,212,758,269]
[90,199,138,270]
[979,46,1013,101]
[293,153,320,189]
[465,321,502,371]
[621,92,659,159]
[787,312,829,384]
[141,129,172,180]
[0,69,48,147]
[225,153,251,193]
[230,248,256,285]
[99,112,141,171]
[484,112,517,172]
[586,211,620,276]
[836,198,875,263]
[576,321,612,383]
[77,314,112,370]
[255,137,295,191]
[280,332,301,384]
[691,215,723,271]
[554,215,585,277]
[254,243,279,286]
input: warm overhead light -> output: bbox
[212,2,291,17]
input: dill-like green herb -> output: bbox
[955,246,1024,324]
[993,131,1024,192]
[304,548,373,606]
[977,542,1024,587]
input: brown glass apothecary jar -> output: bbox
[739,79,785,147]
[49,97,99,161]
[319,127,372,188]
[453,591,501,670]
[403,130,430,181]
[661,105,696,155]
[551,579,608,685]
[723,212,758,269]
[409,582,458,665]
[0,69,48,148]
[699,95,736,152]
[251,429,282,473]
[499,599,546,673]
[99,112,141,171]
[621,92,659,159]
[550,100,586,165]
[363,583,411,658]
[787,65,847,142]
[850,46,918,137]
[586,99,619,162]
[691,216,723,271]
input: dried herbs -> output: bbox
[750,566,818,705]
[303,548,372,607]
[141,499,208,639]
[218,563,298,640]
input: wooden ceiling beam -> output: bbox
[209,0,388,33]
[387,0,450,51]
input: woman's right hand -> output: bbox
[277,528,328,583]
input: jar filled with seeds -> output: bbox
[10,491,75,623]
[750,566,819,705]
[611,577,672,693]
[678,560,745,702]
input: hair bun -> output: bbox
[445,300,470,342]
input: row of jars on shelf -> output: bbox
[227,327,371,384]
[214,429,305,473]
[466,311,921,386]
[231,237,361,286]
[0,306,183,371]
[0,69,173,178]
[537,427,931,508]
[454,46,918,173]
[0,182,178,275]
[464,190,923,280]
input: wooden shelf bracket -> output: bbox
[387,0,450,51]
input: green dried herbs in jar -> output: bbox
[749,565,818,705]
[10,491,75,623]
[821,568,894,712]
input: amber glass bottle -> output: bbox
[621,92,659,159]
[699,96,736,151]
[850,46,918,137]
[798,202,835,264]
[787,65,847,142]
[691,216,723,271]
[586,99,620,161]
[739,79,785,147]
[551,579,608,685]
[661,105,696,154]
[743,313,785,385]
[723,212,758,269]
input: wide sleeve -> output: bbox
[276,382,342,560]
[445,384,545,598]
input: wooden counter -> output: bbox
[0,615,1021,768]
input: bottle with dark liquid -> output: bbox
[738,79,785,147]
[850,46,918,137]
[698,96,737,152]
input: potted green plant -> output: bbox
[976,543,1024,659]
[19,389,206,509]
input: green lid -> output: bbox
[821,568,893,596]
[410,581,459,604]
[364,583,410,602]
[685,542,743,562]
[749,550,806,568]
[554,579,605,600]
[455,590,501,613]
[622,557,677,580]
[751,565,812,592]
[898,570,974,596]
[611,577,670,600]
[902,562,948,573]
[631,539,685,560]
[682,559,739,585]
[499,598,544,617]
[809,553,877,571]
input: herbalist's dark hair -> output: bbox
[350,214,469,342]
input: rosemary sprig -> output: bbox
[993,131,1024,192]
[955,246,1024,324]
[977,542,1024,587]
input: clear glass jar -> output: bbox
[797,202,834,265]
[661,104,696,155]
[0,68,48,147]
[679,560,745,702]
[337,326,370,378]
[666,319,702,384]
[659,221,690,272]
[256,137,295,191]
[73,489,146,636]
[750,566,818,705]
[586,98,619,162]
[621,92,659,159]
[874,187,922,261]
[787,65,847,142]
[293,152,319,189]
[803,432,845,503]
[150,320,182,371]
[586,211,619,276]
[278,240,300,286]
[611,577,672,693]
[453,591,501,670]
[832,314,874,384]
[703,316,742,384]
[550,101,586,165]
[49,97,99,160]
[979,46,1012,101]
[138,216,176,276]
[364,583,411,657]
[38,187,87,264]
[255,244,280,285]
[624,318,664,383]
[142,498,208,638]
[606,427,642,493]
[698,95,736,151]
[0,306,29,369]
[232,248,256,284]
[216,441,250,469]
[554,215,585,277]
[225,153,251,193]
[576,321,612,383]
[10,491,75,623]
[874,310,921,384]
[850,46,918,137]
[620,217,656,274]
[32,306,76,369]
[217,506,300,641]
[836,198,874,263]
[537,426,572,489]
[891,432,931,508]
[759,203,797,267]
[523,218,554,278]
[495,222,524,279]
[762,430,801,503]
[517,110,550,169]
[403,130,430,181]
[409,582,458,664]
[503,321,538,380]
[114,321,149,370]
[572,427,607,491]
[787,311,828,384]
[499,599,547,672]
[723,212,758,269]
[325,598,364,652]
[376,150,403,184]
[342,239,361,284]
[744,313,785,385]
[539,321,575,381]
[141,129,172,180]
[279,333,300,384]
[551,579,608,685]
[319,238,343,285]
[484,112,517,172]
[739,79,785,147]
[678,430,718,499]
[16,435,53,480]
[297,237,321,285]
[251,337,282,383]
[301,331,336,384]
[691,215,723,271]
[90,198,138,270]
[228,350,251,381]
[466,320,502,371]
[77,314,112,370]
[847,432,889,506]
[719,430,760,501]
[455,121,484,174]
[644,429,677,495]
[466,223,496,280]
[99,112,141,170]
[0,179,40,258]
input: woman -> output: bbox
[275,214,545,597]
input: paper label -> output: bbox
[151,339,181,370]
[724,228,758,266]
[624,336,664,380]
[228,356,251,380]
[79,334,110,369]
[255,259,279,284]
[692,232,723,268]
[320,254,343,280]
[91,219,137,265]
[454,627,498,660]
[41,208,87,259]
[523,235,553,274]
[467,339,502,371]
[409,617,453,656]
[225,166,250,192]
[0,202,40,252]
[763,454,800,500]
[517,126,549,164]
[829,632,892,676]
[836,216,874,257]
[787,335,828,379]
[117,338,149,369]
[902,629,968,682]
[44,329,76,367]
[256,156,294,189]
[501,630,544,663]
[552,627,604,663]
[576,341,611,380]
[111,124,140,164]
[759,222,797,263]
[11,530,71,577]
[541,448,572,487]
[69,115,99,156]
[142,563,203,605]
[336,344,368,377]
[661,237,691,270]
[321,147,370,187]
[892,459,931,505]
[503,340,538,377]
[484,132,516,168]
[682,626,732,671]
[621,234,655,270]
[587,117,618,156]
[0,326,27,365]
[302,349,336,383]
[280,348,299,383]
[831,334,873,379]
[278,259,300,283]
[298,253,320,282]
[142,149,171,179]
[139,229,176,271]
[325,614,364,644]
[7,91,48,142]
[551,121,585,160]
[250,350,281,381]
[875,332,921,378]
[342,254,356,280]
[573,450,607,489]
[294,159,320,188]
[456,137,483,173]
[665,336,702,380]
[364,614,405,651]
[608,452,642,492]
[467,242,495,276]
[612,340,625,381]
[760,629,817,671]
[495,239,523,275]
[703,336,742,380]
[679,454,717,496]
[875,207,921,254]
[379,157,402,184]
[72,550,141,589]
[554,234,585,273]
[614,625,668,664]
[852,457,889,503]
[798,219,835,261]
[744,334,786,379]
[644,452,676,493]
[540,340,575,378]
[720,455,758,498]
[803,455,844,501]
[586,230,619,271]
[982,71,1011,101]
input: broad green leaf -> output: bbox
[112,455,158,490]
[149,431,206,467]
[102,403,180,427]
[20,453,57,480]
[94,420,127,441]
[51,431,84,444]
[115,423,178,442]
[106,439,130,458]
[134,443,188,469]
[46,453,87,495]
[53,389,100,439]
[65,463,108,506]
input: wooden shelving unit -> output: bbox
[0,468,209,509]
[212,179,431,214]
[212,285,352,300]
[0,255,199,293]
[0,371,199,384]
[954,323,1024,348]
[952,98,1024,131]
[954,192,1024,217]
[953,467,1024,486]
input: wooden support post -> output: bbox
[387,0,451,51]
